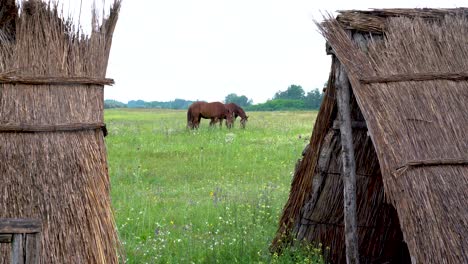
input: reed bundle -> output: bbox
[0,0,121,262]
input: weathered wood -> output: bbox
[336,60,360,264]
[0,219,41,234]
[25,233,40,264]
[0,233,12,243]
[326,41,335,55]
[12,233,24,264]
[332,120,367,130]
[296,130,338,240]
[1,219,41,264]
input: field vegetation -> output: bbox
[105,109,323,263]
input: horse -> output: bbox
[187,101,234,129]
[212,103,249,128]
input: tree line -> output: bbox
[104,99,195,109]
[104,84,324,111]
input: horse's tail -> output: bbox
[187,107,193,128]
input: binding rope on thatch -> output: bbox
[394,158,468,176]
[0,122,108,136]
[0,74,114,86]
[360,72,468,84]
[299,219,399,229]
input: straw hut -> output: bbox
[0,0,121,262]
[271,8,468,264]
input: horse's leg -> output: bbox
[188,120,194,129]
[188,115,195,129]
[210,117,216,127]
[191,114,197,129]
[226,117,234,128]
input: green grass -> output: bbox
[105,109,323,263]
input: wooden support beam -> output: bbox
[332,120,367,130]
[12,234,24,264]
[335,60,360,264]
[0,219,41,234]
[0,218,42,264]
[326,41,335,55]
[0,234,12,243]
[295,130,338,240]
[25,233,40,264]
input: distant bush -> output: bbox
[104,99,127,109]
[246,99,306,111]
[243,87,323,111]
[127,99,194,109]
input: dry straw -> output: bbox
[272,8,468,264]
[0,0,122,263]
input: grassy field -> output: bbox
[104,109,322,263]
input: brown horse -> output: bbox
[187,101,234,129]
[212,103,249,128]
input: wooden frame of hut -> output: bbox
[271,8,468,264]
[0,0,122,262]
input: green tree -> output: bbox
[274,85,305,100]
[304,88,323,109]
[224,93,252,107]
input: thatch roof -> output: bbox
[0,0,121,262]
[272,8,468,264]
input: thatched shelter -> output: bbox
[272,8,468,264]
[0,0,121,262]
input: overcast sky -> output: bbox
[68,0,466,104]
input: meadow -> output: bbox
[104,109,323,263]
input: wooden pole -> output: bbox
[335,60,360,264]
[0,218,41,264]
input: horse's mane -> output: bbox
[226,103,246,118]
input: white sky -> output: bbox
[67,0,465,104]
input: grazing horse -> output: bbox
[187,101,234,129]
[212,103,249,128]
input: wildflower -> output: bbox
[225,133,236,143]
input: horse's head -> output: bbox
[240,115,248,129]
